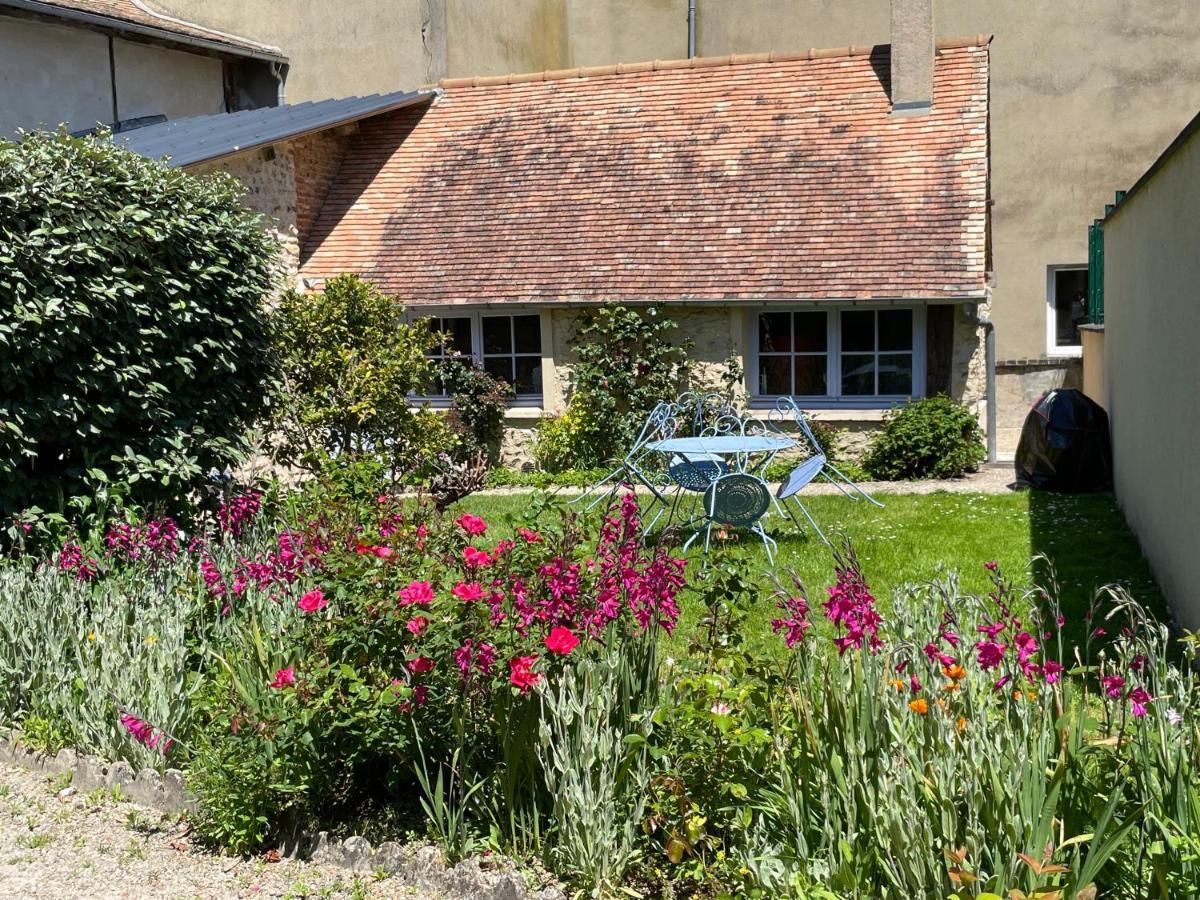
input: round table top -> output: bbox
[648,434,794,454]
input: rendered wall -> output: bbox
[1102,128,1200,628]
[0,16,227,136]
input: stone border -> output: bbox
[0,731,563,900]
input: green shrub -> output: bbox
[533,402,609,473]
[269,274,457,480]
[862,395,985,480]
[439,358,511,461]
[0,130,278,521]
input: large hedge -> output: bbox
[0,131,278,519]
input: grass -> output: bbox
[448,489,1166,658]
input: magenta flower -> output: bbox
[975,640,1007,670]
[405,616,429,636]
[771,593,811,649]
[463,546,492,568]
[409,655,435,674]
[452,581,485,602]
[517,527,541,543]
[297,589,328,613]
[509,655,540,693]
[1101,674,1126,698]
[1129,654,1147,672]
[1042,660,1064,684]
[1129,686,1152,718]
[544,626,580,655]
[268,667,295,689]
[398,580,434,606]
[455,514,488,536]
[984,560,998,571]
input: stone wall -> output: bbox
[994,358,1081,453]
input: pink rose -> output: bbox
[543,626,580,656]
[452,581,485,602]
[463,546,491,568]
[297,589,328,613]
[509,655,540,693]
[405,616,429,636]
[455,514,488,536]
[398,580,434,606]
[269,667,296,689]
[409,655,435,674]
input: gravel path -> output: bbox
[478,463,1020,498]
[0,762,442,900]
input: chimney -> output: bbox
[890,0,934,115]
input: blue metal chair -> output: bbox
[773,397,883,507]
[574,401,677,512]
[775,452,829,543]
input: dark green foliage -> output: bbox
[863,395,986,480]
[0,131,278,519]
[537,306,692,471]
[440,357,511,461]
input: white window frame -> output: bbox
[1045,265,1087,358]
[748,304,927,408]
[410,309,545,406]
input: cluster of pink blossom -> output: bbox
[1101,669,1154,718]
[217,490,262,538]
[771,590,811,649]
[57,542,99,582]
[823,553,883,655]
[119,713,174,754]
[972,562,1065,687]
[104,518,180,563]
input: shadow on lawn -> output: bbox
[1027,488,1166,653]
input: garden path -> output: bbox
[0,762,443,899]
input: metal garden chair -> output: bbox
[574,401,678,512]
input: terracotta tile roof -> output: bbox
[2,0,283,57]
[302,37,990,305]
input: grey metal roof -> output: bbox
[115,90,436,168]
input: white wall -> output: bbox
[1103,123,1200,628]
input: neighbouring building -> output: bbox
[1082,111,1200,629]
[0,0,287,137]
[147,0,1200,453]
[291,35,991,464]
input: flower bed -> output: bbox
[1,483,1197,897]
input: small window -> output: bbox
[417,311,543,401]
[840,309,913,397]
[1050,267,1089,350]
[757,311,828,396]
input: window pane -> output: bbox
[878,310,913,351]
[513,357,542,396]
[841,353,875,396]
[878,353,913,395]
[841,311,875,352]
[483,356,513,385]
[759,313,791,353]
[442,317,473,355]
[512,315,541,354]
[794,355,827,396]
[793,312,827,352]
[1054,269,1088,347]
[758,356,790,395]
[482,317,512,354]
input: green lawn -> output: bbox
[448,489,1165,657]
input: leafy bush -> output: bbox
[439,358,511,461]
[269,274,456,480]
[545,305,693,468]
[863,395,985,480]
[485,466,610,489]
[0,130,278,521]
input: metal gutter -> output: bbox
[0,0,287,62]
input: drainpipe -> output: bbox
[687,0,697,58]
[978,313,997,463]
[271,61,286,106]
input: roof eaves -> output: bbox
[0,0,286,61]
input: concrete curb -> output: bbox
[0,731,564,899]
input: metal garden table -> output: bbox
[647,433,795,561]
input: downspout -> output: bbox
[271,61,286,106]
[687,0,697,59]
[978,312,997,463]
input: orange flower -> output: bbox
[890,679,905,692]
[943,680,960,693]
[935,698,947,711]
[942,664,966,681]
[908,698,929,715]
[956,716,968,733]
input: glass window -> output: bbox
[418,312,543,400]
[756,311,829,397]
[837,309,913,397]
[424,316,473,396]
[1051,268,1088,348]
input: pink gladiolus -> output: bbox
[984,560,998,571]
[909,674,922,693]
[509,655,540,693]
[119,713,172,755]
[1129,686,1152,717]
[455,514,488,536]
[771,593,812,649]
[452,581,485,602]
[1102,674,1126,698]
[398,581,434,606]
[269,667,295,689]
[1042,660,1064,684]
[297,589,328,613]
[1092,627,1108,639]
[977,621,1006,639]
[413,684,428,706]
[544,626,580,655]
[1130,654,1147,672]
[405,616,429,636]
[975,640,1006,670]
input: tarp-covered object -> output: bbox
[1015,389,1112,491]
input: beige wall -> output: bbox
[1101,125,1200,628]
[0,15,229,136]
